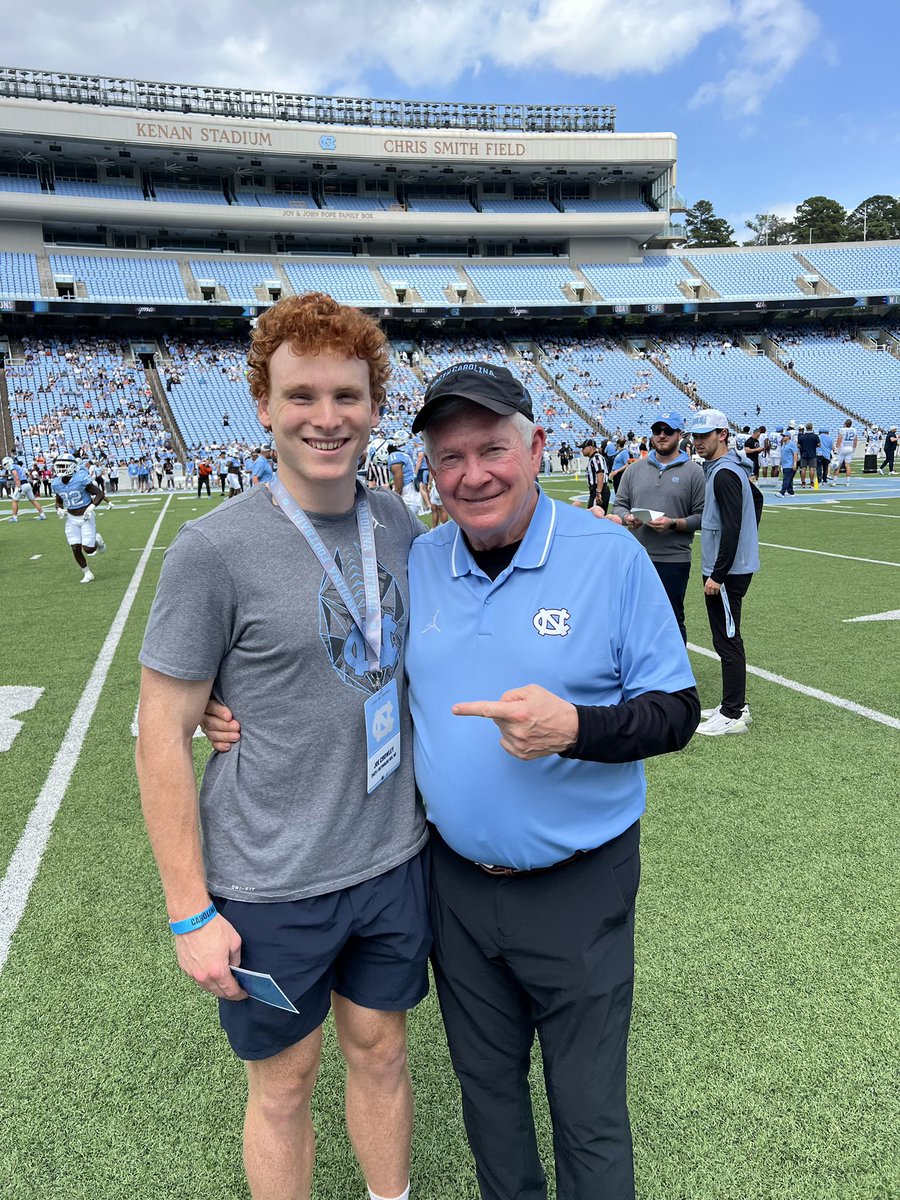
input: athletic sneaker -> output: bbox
[700,703,752,724]
[695,711,750,736]
[95,533,107,554]
[9,516,17,522]
[36,513,47,520]
[80,569,95,584]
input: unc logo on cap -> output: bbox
[532,608,571,637]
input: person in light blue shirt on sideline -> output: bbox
[250,446,275,486]
[779,433,799,495]
[610,438,631,491]
[816,429,833,485]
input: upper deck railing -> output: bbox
[0,66,616,134]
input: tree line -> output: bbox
[683,195,900,248]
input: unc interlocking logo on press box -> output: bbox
[532,608,571,636]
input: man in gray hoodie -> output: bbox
[688,409,762,737]
[611,411,704,643]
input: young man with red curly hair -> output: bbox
[136,293,429,1200]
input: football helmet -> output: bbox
[1,456,12,468]
[54,455,78,479]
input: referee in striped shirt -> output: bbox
[581,438,609,512]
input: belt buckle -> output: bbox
[475,862,519,877]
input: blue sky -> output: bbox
[8,0,898,239]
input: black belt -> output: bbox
[474,849,588,877]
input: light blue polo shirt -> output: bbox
[251,455,274,484]
[780,439,798,469]
[406,490,695,869]
[612,448,630,472]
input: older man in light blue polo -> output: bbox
[406,362,700,1200]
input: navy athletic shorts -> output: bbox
[212,849,431,1060]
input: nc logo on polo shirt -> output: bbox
[532,608,571,636]
[371,700,395,742]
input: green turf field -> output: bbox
[1,480,898,1200]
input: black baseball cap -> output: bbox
[412,361,533,434]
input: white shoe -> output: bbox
[9,516,17,522]
[95,534,106,553]
[80,569,95,584]
[695,711,750,736]
[700,703,752,724]
[36,513,47,520]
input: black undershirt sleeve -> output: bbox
[711,469,743,582]
[560,686,700,763]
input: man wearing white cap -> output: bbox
[688,409,762,736]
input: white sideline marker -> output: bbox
[843,610,900,623]
[0,494,174,976]
[687,643,900,731]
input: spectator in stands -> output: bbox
[879,426,897,475]
[138,291,427,1200]
[796,423,820,488]
[611,412,704,643]
[690,409,761,736]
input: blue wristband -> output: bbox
[169,903,217,935]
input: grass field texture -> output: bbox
[0,478,898,1200]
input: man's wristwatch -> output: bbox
[669,517,677,531]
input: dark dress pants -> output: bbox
[703,572,752,717]
[652,559,691,644]
[429,823,639,1200]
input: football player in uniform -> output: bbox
[5,457,47,522]
[50,455,108,584]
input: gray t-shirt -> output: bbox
[140,484,427,902]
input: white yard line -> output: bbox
[0,494,173,975]
[687,643,900,731]
[802,508,900,519]
[759,542,900,568]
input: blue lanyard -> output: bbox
[268,479,382,671]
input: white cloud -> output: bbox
[2,0,816,105]
[690,0,820,116]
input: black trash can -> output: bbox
[863,453,878,474]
